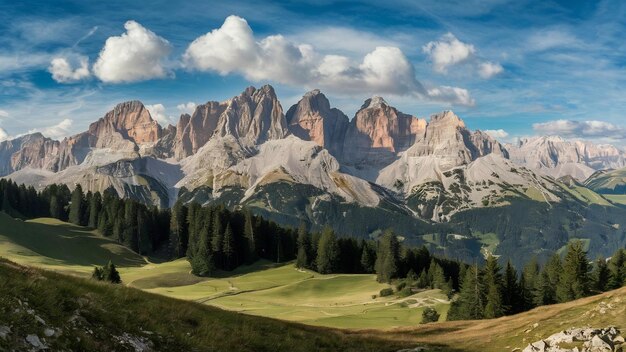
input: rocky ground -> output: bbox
[521,327,625,352]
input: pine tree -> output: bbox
[88,192,102,228]
[535,254,561,306]
[608,249,626,290]
[191,225,214,276]
[592,257,610,293]
[68,184,84,225]
[170,201,188,258]
[91,266,103,281]
[447,265,484,320]
[556,241,590,302]
[483,255,504,318]
[103,261,121,284]
[359,241,375,273]
[316,227,339,274]
[222,223,236,270]
[296,222,310,269]
[243,209,256,263]
[502,261,520,314]
[374,230,400,283]
[416,269,430,289]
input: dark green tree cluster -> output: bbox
[0,179,64,219]
[447,241,626,321]
[174,201,298,276]
[91,261,121,284]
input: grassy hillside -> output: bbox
[0,213,449,330]
[1,257,625,352]
[0,258,430,352]
[0,213,146,274]
[388,286,626,351]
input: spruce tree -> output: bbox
[170,201,188,258]
[502,261,520,314]
[359,241,375,273]
[592,257,610,293]
[608,249,626,289]
[222,223,236,270]
[447,265,484,320]
[556,241,590,302]
[103,261,121,284]
[191,225,214,276]
[296,222,310,269]
[316,227,339,274]
[243,209,256,263]
[88,192,102,228]
[374,230,400,283]
[68,184,84,225]
[483,255,504,318]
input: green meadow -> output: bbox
[0,213,449,330]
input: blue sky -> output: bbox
[1,0,625,145]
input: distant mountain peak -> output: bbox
[361,96,388,110]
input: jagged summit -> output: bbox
[361,96,388,110]
[286,89,348,157]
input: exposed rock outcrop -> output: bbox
[342,96,426,166]
[523,327,624,352]
[506,136,626,181]
[286,89,349,157]
[0,133,60,175]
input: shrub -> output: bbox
[397,287,413,298]
[379,288,394,297]
[396,281,407,291]
[421,307,440,324]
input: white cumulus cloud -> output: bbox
[423,33,475,73]
[184,16,473,106]
[479,61,503,79]
[93,21,172,83]
[48,56,91,83]
[145,104,171,125]
[484,129,509,139]
[177,102,197,114]
[29,118,73,139]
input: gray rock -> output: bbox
[44,328,55,337]
[25,334,44,348]
[0,325,11,340]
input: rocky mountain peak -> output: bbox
[361,96,388,110]
[343,98,425,167]
[88,100,162,145]
[429,110,465,128]
[286,89,348,157]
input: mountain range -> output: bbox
[3,84,626,265]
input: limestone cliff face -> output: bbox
[407,111,507,170]
[88,100,161,146]
[286,89,349,157]
[174,85,287,159]
[342,97,426,165]
[506,136,626,180]
[0,133,60,175]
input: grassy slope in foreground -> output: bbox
[0,259,432,352]
[0,213,451,330]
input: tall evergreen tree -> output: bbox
[87,192,102,228]
[374,230,400,283]
[502,261,520,314]
[482,255,504,318]
[592,257,610,293]
[608,249,626,290]
[170,200,189,258]
[556,241,590,302]
[447,265,484,320]
[222,222,236,270]
[243,209,256,263]
[296,222,311,269]
[316,227,339,274]
[68,184,85,225]
[103,261,121,284]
